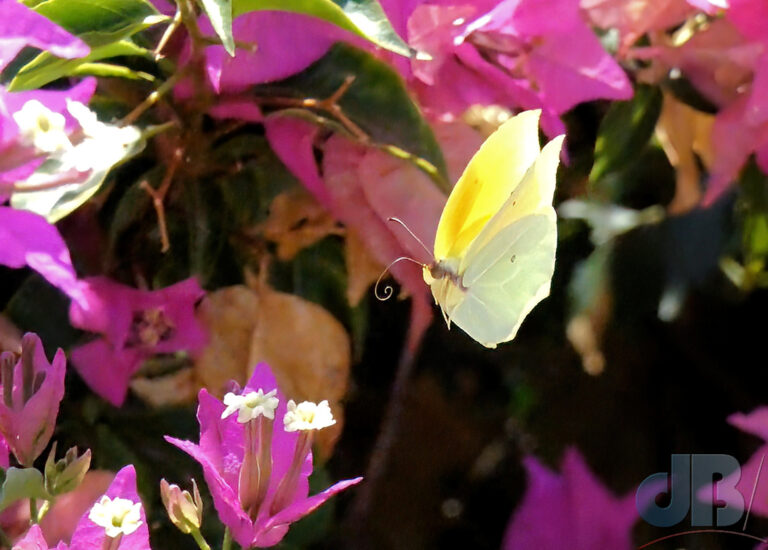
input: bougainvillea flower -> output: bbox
[69,277,206,406]
[582,0,702,52]
[0,333,65,466]
[14,465,149,550]
[0,207,89,305]
[0,0,89,71]
[402,0,631,133]
[584,0,728,51]
[699,0,768,203]
[696,408,768,517]
[40,471,116,546]
[166,363,362,548]
[201,11,349,93]
[503,448,637,549]
[0,78,96,190]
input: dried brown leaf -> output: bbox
[249,282,350,460]
[262,189,342,261]
[194,286,259,397]
[656,92,715,214]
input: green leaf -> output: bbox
[0,468,50,512]
[199,0,235,56]
[67,62,155,81]
[259,43,448,188]
[24,0,164,47]
[590,85,663,183]
[9,40,153,91]
[215,135,300,226]
[568,243,612,317]
[232,0,414,58]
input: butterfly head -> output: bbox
[424,258,464,289]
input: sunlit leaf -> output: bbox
[9,40,153,91]
[199,0,235,56]
[590,85,662,183]
[0,468,50,512]
[22,0,164,47]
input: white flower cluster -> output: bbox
[220,388,336,432]
[221,388,279,423]
[283,400,336,432]
[12,99,141,175]
[88,495,143,538]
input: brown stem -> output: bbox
[120,71,184,127]
[343,338,421,545]
[154,6,183,60]
[260,75,369,142]
[141,147,183,252]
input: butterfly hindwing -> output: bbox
[451,212,557,347]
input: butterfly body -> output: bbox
[422,110,563,348]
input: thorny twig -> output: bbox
[141,147,183,253]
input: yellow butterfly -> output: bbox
[422,109,563,348]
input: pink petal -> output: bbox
[70,339,144,406]
[729,408,768,442]
[705,95,768,205]
[527,29,632,113]
[0,0,89,70]
[202,11,344,93]
[264,116,331,206]
[165,436,255,547]
[40,471,115,546]
[259,477,363,535]
[68,466,150,550]
[12,524,50,550]
[503,449,637,549]
[197,390,244,489]
[728,0,768,44]
[0,208,87,307]
[0,434,8,469]
[0,334,66,465]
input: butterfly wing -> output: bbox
[462,135,563,257]
[441,133,563,347]
[448,211,557,348]
[433,110,542,261]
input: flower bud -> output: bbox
[160,478,203,534]
[44,442,91,495]
[0,333,66,466]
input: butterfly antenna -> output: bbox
[387,217,433,259]
[374,256,426,301]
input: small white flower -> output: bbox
[88,495,143,538]
[62,100,142,173]
[12,100,72,154]
[283,400,336,432]
[221,389,279,423]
